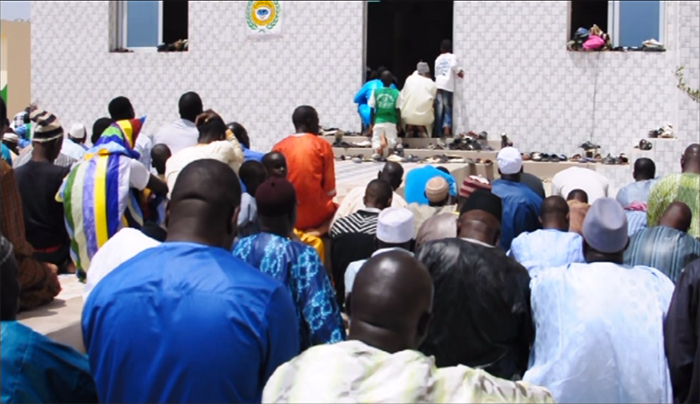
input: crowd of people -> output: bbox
[1,83,700,404]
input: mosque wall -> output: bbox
[32,1,699,189]
[31,1,364,152]
[453,1,700,187]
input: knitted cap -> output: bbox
[255,177,297,217]
[425,176,449,203]
[459,175,492,198]
[29,107,64,142]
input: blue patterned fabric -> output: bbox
[626,210,648,237]
[524,262,675,403]
[624,225,700,283]
[233,232,346,350]
[507,229,584,277]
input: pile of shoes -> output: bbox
[501,133,513,149]
[527,152,568,163]
[111,47,134,53]
[580,140,600,153]
[648,124,674,139]
[601,153,629,165]
[642,39,665,52]
[157,39,188,52]
[635,139,653,151]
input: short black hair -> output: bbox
[365,179,393,208]
[440,39,452,53]
[197,115,228,142]
[435,166,450,175]
[91,117,114,145]
[178,92,203,123]
[227,122,250,149]
[567,189,589,204]
[292,105,319,133]
[239,160,268,196]
[634,158,656,180]
[541,195,569,217]
[108,96,135,121]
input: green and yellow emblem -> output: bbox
[246,1,281,32]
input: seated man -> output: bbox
[664,258,700,403]
[60,123,88,161]
[647,144,700,238]
[227,122,265,162]
[152,92,203,155]
[233,177,345,350]
[332,162,408,227]
[508,196,585,277]
[262,151,326,262]
[150,144,171,181]
[408,176,456,238]
[492,147,542,250]
[1,236,98,403]
[566,189,590,235]
[237,160,268,239]
[330,179,393,305]
[523,198,675,403]
[82,160,299,403]
[14,108,72,272]
[551,166,609,204]
[416,190,533,380]
[273,106,337,236]
[262,251,554,403]
[616,157,657,207]
[624,201,700,283]
[399,62,437,138]
[404,165,457,205]
[344,207,414,301]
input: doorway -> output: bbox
[365,0,454,88]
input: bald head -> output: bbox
[541,196,570,231]
[567,189,589,204]
[681,143,700,174]
[633,158,656,181]
[380,70,394,87]
[348,251,433,353]
[457,209,501,247]
[379,162,404,191]
[364,179,393,210]
[292,105,320,135]
[262,152,288,179]
[659,201,693,232]
[167,159,242,249]
[150,144,171,176]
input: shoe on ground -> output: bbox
[579,140,600,150]
[352,156,363,164]
[387,154,403,163]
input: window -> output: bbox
[569,1,664,48]
[116,1,188,52]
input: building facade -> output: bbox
[2,20,31,117]
[31,1,699,187]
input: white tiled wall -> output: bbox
[453,1,700,188]
[31,1,364,152]
[31,1,699,189]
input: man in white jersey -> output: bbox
[433,39,464,138]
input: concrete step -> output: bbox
[322,136,502,151]
[332,147,499,160]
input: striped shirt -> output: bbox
[624,226,700,283]
[330,208,380,238]
[626,210,648,237]
[263,340,555,403]
[647,173,700,238]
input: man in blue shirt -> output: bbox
[82,159,299,403]
[1,235,98,404]
[404,165,457,205]
[228,122,265,162]
[233,177,345,350]
[492,147,542,250]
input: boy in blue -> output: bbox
[82,160,299,403]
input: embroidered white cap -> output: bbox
[377,207,414,244]
[496,146,523,175]
[68,123,87,139]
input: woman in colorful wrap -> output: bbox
[57,117,168,281]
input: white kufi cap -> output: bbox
[376,207,414,244]
[496,146,523,175]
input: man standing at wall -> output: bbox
[433,39,464,138]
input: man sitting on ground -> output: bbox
[408,176,456,238]
[508,196,585,277]
[273,106,337,236]
[330,179,393,305]
[233,177,345,350]
[524,198,675,403]
[262,251,554,403]
[416,190,533,380]
[227,122,265,162]
[566,189,590,235]
[552,166,609,204]
[237,160,268,239]
[404,165,457,205]
[616,157,657,207]
[648,144,700,238]
[83,160,299,403]
[344,207,415,301]
[153,91,204,155]
[624,201,700,283]
[332,162,408,227]
[492,147,542,250]
[1,236,98,403]
[60,123,88,161]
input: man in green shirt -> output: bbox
[368,71,402,159]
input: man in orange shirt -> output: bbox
[273,106,337,236]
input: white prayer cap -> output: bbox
[496,147,523,175]
[68,123,87,139]
[377,207,414,244]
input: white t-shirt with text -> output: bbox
[434,52,463,92]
